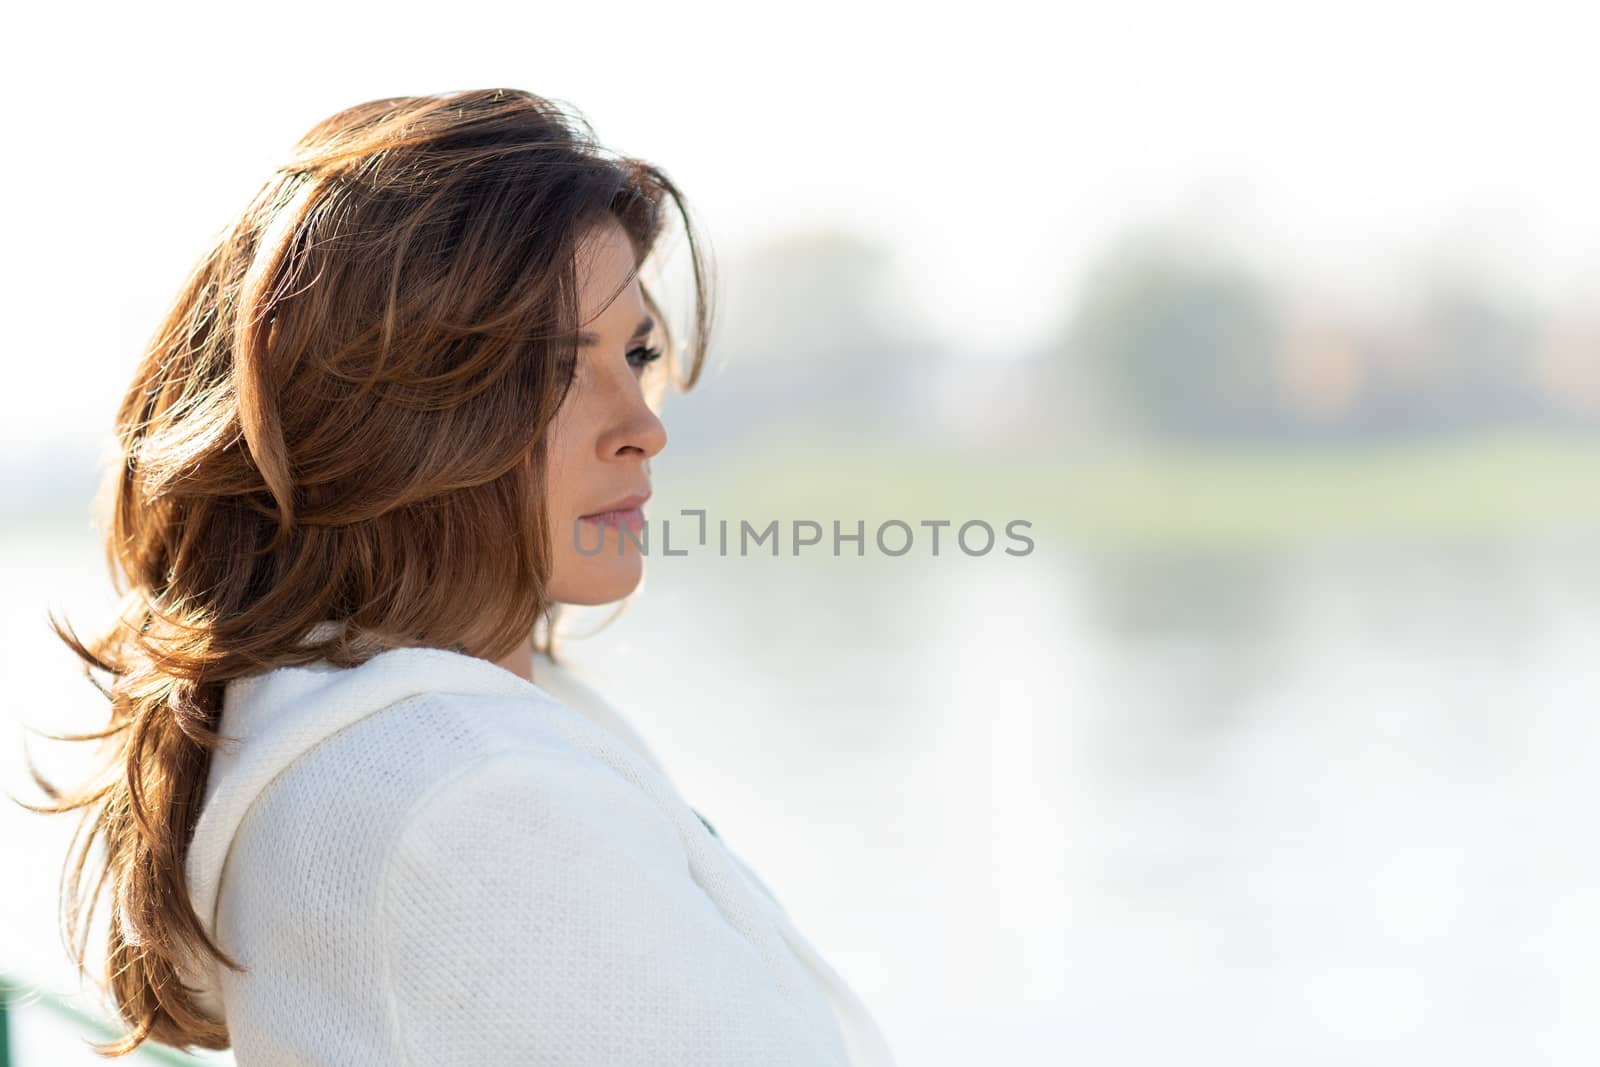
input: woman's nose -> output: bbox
[598,385,668,460]
[616,408,667,459]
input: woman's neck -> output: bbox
[493,635,535,683]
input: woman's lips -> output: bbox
[579,506,645,533]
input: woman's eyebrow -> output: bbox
[576,315,654,347]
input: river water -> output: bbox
[4,525,1597,1065]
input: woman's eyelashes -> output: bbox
[626,344,664,371]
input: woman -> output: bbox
[28,88,897,1065]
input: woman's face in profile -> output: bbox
[542,216,668,606]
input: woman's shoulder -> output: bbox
[194,646,692,952]
[200,666,859,1066]
[214,697,847,1065]
[204,693,702,1058]
[258,684,650,824]
[213,686,687,939]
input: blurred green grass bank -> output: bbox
[692,430,1600,553]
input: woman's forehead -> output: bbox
[577,218,637,288]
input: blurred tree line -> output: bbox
[660,222,1600,454]
[1047,230,1568,445]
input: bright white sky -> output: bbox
[4,0,1597,456]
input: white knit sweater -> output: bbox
[177,639,897,1065]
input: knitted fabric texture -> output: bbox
[176,644,897,1066]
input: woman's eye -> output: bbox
[626,344,664,371]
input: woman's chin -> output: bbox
[553,557,644,606]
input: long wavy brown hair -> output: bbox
[16,87,712,1056]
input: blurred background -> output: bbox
[4,0,1600,1063]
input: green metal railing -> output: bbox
[0,971,214,1067]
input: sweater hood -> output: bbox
[178,627,668,1020]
